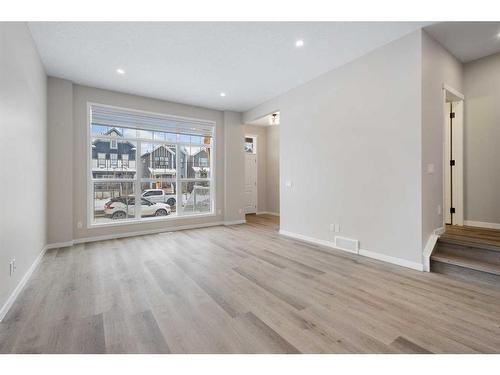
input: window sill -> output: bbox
[87,211,217,229]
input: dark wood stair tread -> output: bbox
[431,251,500,276]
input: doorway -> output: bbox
[244,135,257,214]
[443,85,464,226]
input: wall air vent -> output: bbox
[334,236,359,254]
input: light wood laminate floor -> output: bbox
[1,214,499,353]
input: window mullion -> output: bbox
[135,140,141,219]
[176,143,182,216]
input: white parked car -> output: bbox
[104,197,171,219]
[142,189,176,207]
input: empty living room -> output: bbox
[1,0,500,372]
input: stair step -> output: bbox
[431,251,500,276]
[438,235,500,253]
[430,261,500,289]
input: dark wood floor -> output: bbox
[1,214,499,353]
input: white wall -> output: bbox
[266,125,280,214]
[421,31,463,246]
[224,111,246,223]
[0,23,47,313]
[463,52,500,226]
[244,31,424,267]
[47,77,74,244]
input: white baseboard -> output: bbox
[358,248,424,271]
[434,226,445,235]
[224,220,246,225]
[45,240,75,250]
[464,220,500,230]
[279,229,423,271]
[257,211,280,216]
[0,245,48,322]
[279,230,357,254]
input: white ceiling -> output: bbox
[425,22,500,63]
[28,22,428,112]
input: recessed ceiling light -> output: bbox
[295,39,304,47]
[220,92,226,97]
[116,68,125,75]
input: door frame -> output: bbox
[244,134,258,214]
[442,83,464,227]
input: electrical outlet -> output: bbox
[218,209,222,215]
[437,204,442,215]
[238,208,243,214]
[77,221,83,229]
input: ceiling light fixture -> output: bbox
[220,92,226,97]
[295,39,304,47]
[116,68,125,75]
[271,113,278,124]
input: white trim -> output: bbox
[442,83,465,100]
[223,220,246,225]
[89,212,217,229]
[434,226,445,236]
[279,229,423,271]
[0,245,48,322]
[45,241,75,250]
[422,234,440,272]
[442,86,464,227]
[464,220,500,230]
[279,229,343,251]
[358,249,424,271]
[256,211,280,216]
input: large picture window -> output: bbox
[88,104,215,226]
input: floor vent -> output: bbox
[334,236,359,254]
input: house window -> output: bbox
[97,153,106,168]
[110,153,118,168]
[154,155,167,169]
[89,103,214,226]
[122,154,129,168]
[245,137,256,154]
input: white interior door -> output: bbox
[244,153,257,213]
